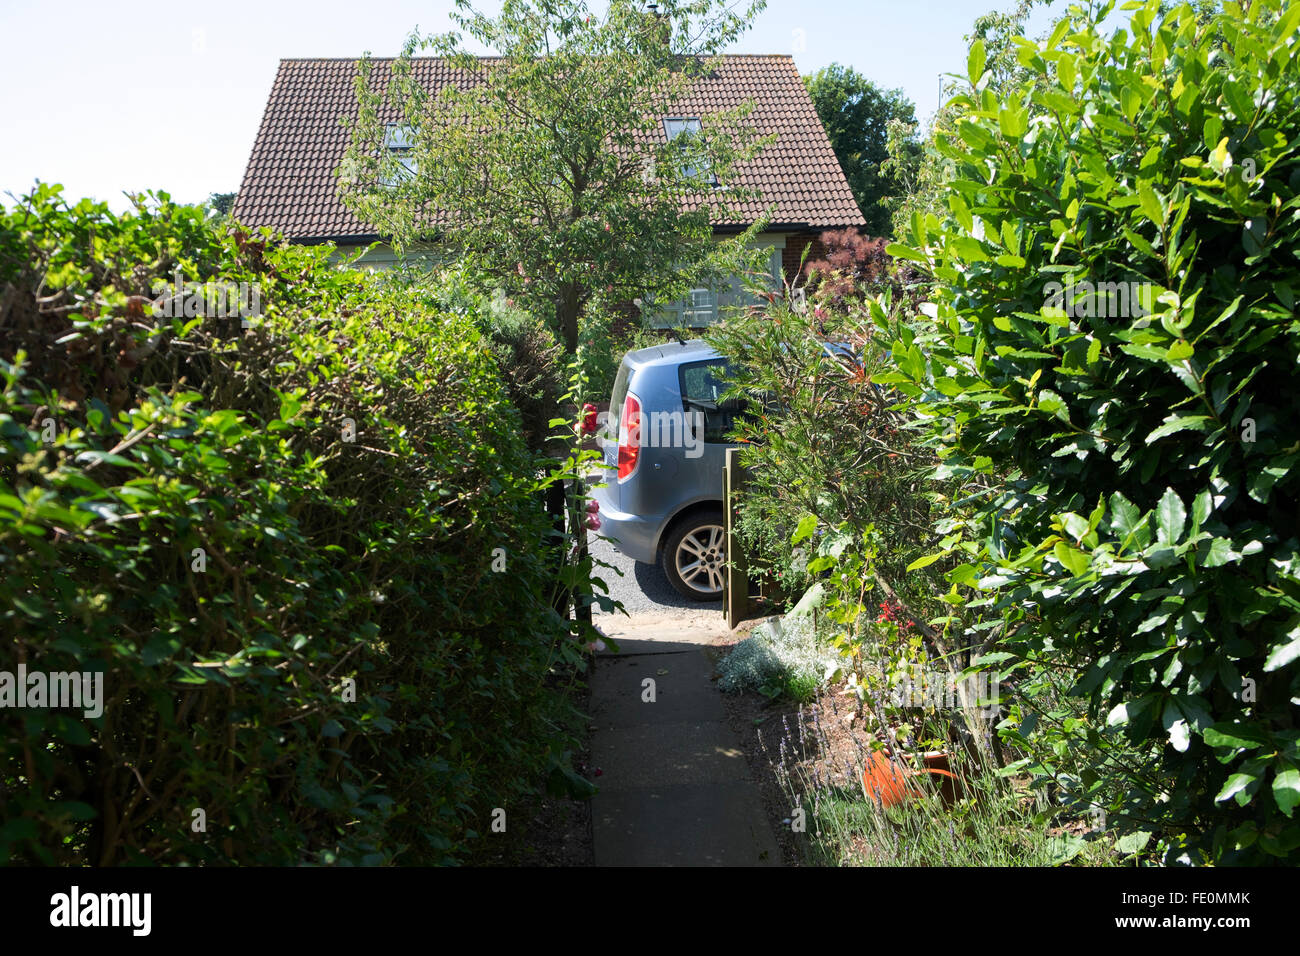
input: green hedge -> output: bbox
[0,186,582,865]
[884,1,1300,863]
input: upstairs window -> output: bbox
[381,124,417,186]
[663,117,715,186]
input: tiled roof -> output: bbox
[231,55,866,241]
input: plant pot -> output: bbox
[861,750,960,808]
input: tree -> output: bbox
[803,64,916,237]
[205,191,236,217]
[339,0,772,354]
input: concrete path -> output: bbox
[589,617,781,866]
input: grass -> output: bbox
[789,760,1103,866]
[763,691,1120,867]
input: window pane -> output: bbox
[384,124,415,149]
[664,117,701,140]
[678,360,740,443]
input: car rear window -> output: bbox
[607,360,631,437]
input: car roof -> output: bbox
[623,338,721,370]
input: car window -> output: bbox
[607,360,631,437]
[678,359,742,443]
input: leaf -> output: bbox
[1054,541,1089,576]
[1272,768,1300,817]
[1264,626,1300,673]
[967,38,987,86]
[1216,772,1258,806]
[1203,724,1266,750]
[1162,700,1190,752]
[1146,415,1213,443]
[1137,182,1165,225]
[1200,537,1236,568]
[791,514,817,545]
[1108,491,1142,538]
[1038,390,1069,421]
[1115,831,1152,855]
[906,551,946,572]
[886,242,928,264]
[1046,833,1086,865]
[1155,487,1186,544]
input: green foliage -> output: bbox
[884,0,1300,864]
[804,64,918,236]
[705,289,936,612]
[784,751,1102,867]
[339,0,771,353]
[0,185,586,865]
[717,593,839,700]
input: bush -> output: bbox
[717,586,839,700]
[705,286,936,610]
[0,186,583,865]
[883,0,1300,863]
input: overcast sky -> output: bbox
[0,0,1073,211]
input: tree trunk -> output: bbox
[557,283,580,354]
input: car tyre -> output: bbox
[661,509,727,601]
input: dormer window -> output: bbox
[664,117,716,187]
[381,123,417,186]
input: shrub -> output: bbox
[705,290,937,612]
[803,228,891,305]
[0,185,583,865]
[883,0,1300,863]
[717,589,840,699]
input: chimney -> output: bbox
[643,2,671,47]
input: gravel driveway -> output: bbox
[589,534,722,620]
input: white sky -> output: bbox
[0,0,1076,211]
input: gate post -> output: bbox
[724,446,749,629]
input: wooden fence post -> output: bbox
[724,446,749,629]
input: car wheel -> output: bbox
[661,510,727,601]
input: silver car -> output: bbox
[592,339,740,601]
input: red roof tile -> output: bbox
[231,55,865,240]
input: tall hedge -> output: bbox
[883,1,1300,863]
[0,186,581,865]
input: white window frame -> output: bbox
[646,239,785,330]
[663,116,715,187]
[380,123,417,186]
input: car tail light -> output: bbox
[617,393,641,481]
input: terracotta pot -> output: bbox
[861,750,960,808]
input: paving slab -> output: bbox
[589,641,781,866]
[592,782,781,867]
[595,612,729,652]
[590,655,727,727]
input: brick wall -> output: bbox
[781,232,829,286]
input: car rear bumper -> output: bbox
[591,479,660,565]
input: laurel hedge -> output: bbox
[0,185,582,865]
[883,0,1300,863]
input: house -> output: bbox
[230,54,865,327]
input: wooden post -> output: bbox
[724,446,749,629]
